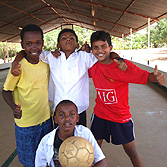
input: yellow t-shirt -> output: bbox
[3,58,51,127]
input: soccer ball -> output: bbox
[59,136,94,167]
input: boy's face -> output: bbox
[57,32,79,54]
[91,40,113,64]
[21,31,43,64]
[54,103,79,134]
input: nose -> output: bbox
[97,47,104,54]
[67,37,70,41]
[64,115,70,120]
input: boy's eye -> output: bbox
[70,37,75,40]
[26,43,32,46]
[61,37,66,40]
[101,45,108,49]
[70,113,75,116]
[92,46,98,50]
[37,42,41,45]
[59,113,64,117]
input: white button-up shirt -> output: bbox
[40,50,97,114]
[35,125,105,167]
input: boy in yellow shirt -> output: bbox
[2,24,53,167]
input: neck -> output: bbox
[62,50,75,59]
[58,130,74,141]
[25,54,39,64]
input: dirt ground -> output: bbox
[0,69,167,167]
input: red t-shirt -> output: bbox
[89,59,149,123]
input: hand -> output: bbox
[113,58,127,71]
[11,62,21,76]
[153,65,166,86]
[13,103,22,119]
[80,41,87,51]
[51,49,61,59]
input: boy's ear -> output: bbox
[109,45,113,51]
[42,40,44,47]
[21,42,24,49]
[76,43,79,49]
[76,114,79,123]
[57,43,60,50]
[54,115,58,124]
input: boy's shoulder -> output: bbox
[75,125,91,134]
[40,128,56,144]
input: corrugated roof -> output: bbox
[0,0,167,42]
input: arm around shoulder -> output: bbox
[11,50,25,76]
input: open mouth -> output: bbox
[97,54,104,57]
[63,122,72,128]
[31,51,39,55]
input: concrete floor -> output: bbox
[0,69,167,167]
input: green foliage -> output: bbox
[0,42,21,60]
[43,27,61,51]
[73,26,94,46]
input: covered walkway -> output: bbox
[0,65,167,167]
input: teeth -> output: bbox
[31,52,37,55]
[98,54,103,57]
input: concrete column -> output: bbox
[130,28,132,60]
[147,18,150,65]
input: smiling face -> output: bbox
[57,32,79,58]
[21,31,43,64]
[54,102,79,138]
[91,40,113,64]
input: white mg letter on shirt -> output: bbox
[97,88,118,104]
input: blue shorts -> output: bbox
[15,118,53,167]
[90,113,135,145]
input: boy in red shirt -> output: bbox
[89,31,166,167]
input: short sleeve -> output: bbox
[3,68,20,91]
[79,51,98,69]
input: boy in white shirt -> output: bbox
[35,100,107,167]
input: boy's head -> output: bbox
[90,30,112,47]
[91,31,113,64]
[54,100,79,133]
[57,29,79,55]
[20,24,44,63]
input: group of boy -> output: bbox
[2,24,166,167]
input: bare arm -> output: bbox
[148,65,166,86]
[2,90,22,119]
[11,50,25,76]
[93,158,107,167]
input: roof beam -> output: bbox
[0,2,57,28]
[38,5,134,30]
[62,0,83,27]
[76,0,159,21]
[111,0,136,31]
[40,0,68,24]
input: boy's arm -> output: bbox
[35,138,48,167]
[93,159,107,167]
[2,90,22,119]
[11,50,25,76]
[148,65,166,86]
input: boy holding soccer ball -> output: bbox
[35,100,107,167]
